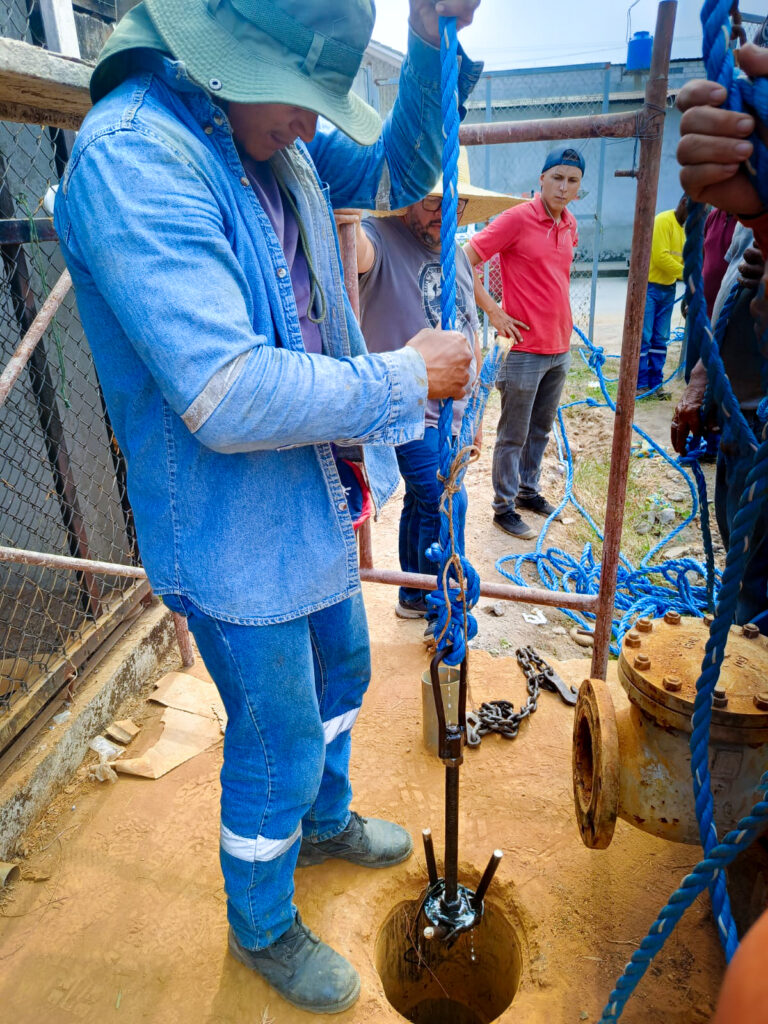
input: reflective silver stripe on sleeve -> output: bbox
[220,821,302,862]
[323,707,360,745]
[374,157,392,211]
[182,350,250,433]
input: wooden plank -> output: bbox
[74,0,117,18]
[0,37,91,129]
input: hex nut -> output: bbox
[664,610,681,625]
[637,618,653,634]
[754,693,768,712]
[704,614,714,627]
[713,696,729,709]
[743,623,760,640]
[663,675,682,693]
[714,686,726,700]
[634,654,651,671]
[625,632,642,649]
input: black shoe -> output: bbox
[395,597,428,619]
[516,494,559,519]
[228,912,360,1014]
[493,510,537,539]
[297,811,413,869]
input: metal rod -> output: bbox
[473,848,504,907]
[591,0,677,679]
[172,612,195,669]
[0,546,600,613]
[444,764,460,906]
[357,520,373,570]
[336,217,360,319]
[422,828,439,887]
[0,267,71,409]
[360,567,599,611]
[459,108,641,147]
[588,65,611,345]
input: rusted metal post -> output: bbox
[459,109,641,147]
[172,612,195,669]
[590,1,677,679]
[336,212,374,569]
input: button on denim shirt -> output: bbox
[55,34,481,624]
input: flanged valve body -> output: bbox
[572,615,768,848]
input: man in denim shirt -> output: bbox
[54,0,482,1012]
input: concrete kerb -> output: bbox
[0,602,177,860]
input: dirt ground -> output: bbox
[0,303,731,1023]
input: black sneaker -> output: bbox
[228,911,360,1013]
[493,510,537,539]
[516,494,559,519]
[394,597,428,619]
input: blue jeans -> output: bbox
[396,426,466,605]
[714,435,768,630]
[164,591,370,950]
[492,350,571,514]
[638,282,677,391]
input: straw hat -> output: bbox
[375,148,527,226]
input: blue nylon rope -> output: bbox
[599,5,768,1018]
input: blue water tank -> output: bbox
[627,31,653,72]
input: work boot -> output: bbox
[297,811,413,868]
[516,493,560,519]
[395,597,428,619]
[493,510,536,539]
[228,912,360,1014]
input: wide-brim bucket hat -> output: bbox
[375,148,527,226]
[96,0,383,146]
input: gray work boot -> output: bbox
[297,811,413,868]
[228,912,360,1014]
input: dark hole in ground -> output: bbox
[375,896,522,1024]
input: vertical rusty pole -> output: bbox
[337,216,374,570]
[591,1,677,679]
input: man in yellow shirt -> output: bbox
[636,195,688,395]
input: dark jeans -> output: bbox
[714,437,768,630]
[492,350,570,515]
[638,281,677,391]
[396,426,466,605]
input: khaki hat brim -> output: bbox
[375,186,529,226]
[144,0,382,146]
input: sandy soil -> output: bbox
[0,307,731,1024]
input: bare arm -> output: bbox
[465,242,530,345]
[333,210,375,274]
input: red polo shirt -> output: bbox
[469,195,578,355]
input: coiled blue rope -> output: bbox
[496,323,719,655]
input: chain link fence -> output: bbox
[0,2,145,752]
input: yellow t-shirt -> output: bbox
[648,209,685,286]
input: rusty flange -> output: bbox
[618,617,768,744]
[572,679,620,849]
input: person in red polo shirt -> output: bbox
[466,147,583,538]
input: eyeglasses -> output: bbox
[421,196,468,215]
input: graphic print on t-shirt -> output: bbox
[419,261,474,333]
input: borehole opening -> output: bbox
[574,711,595,810]
[375,897,522,1024]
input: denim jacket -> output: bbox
[55,34,481,624]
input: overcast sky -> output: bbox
[373,1,707,70]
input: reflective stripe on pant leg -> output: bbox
[323,706,360,744]
[220,822,303,862]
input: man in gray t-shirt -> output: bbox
[355,202,479,619]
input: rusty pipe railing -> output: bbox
[590,0,677,678]
[459,108,643,147]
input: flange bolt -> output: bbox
[663,675,682,692]
[664,610,681,625]
[704,614,714,627]
[743,623,760,639]
[634,654,651,671]
[754,693,768,712]
[625,632,642,649]
[637,618,653,633]
[713,686,728,709]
